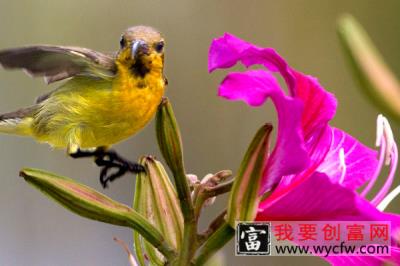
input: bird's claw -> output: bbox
[70,148,145,188]
[95,150,145,188]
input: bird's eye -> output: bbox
[119,37,126,48]
[155,41,164,53]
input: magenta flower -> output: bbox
[209,33,400,265]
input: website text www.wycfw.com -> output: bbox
[236,221,391,256]
[275,242,389,257]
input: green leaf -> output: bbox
[20,168,176,260]
[337,14,400,121]
[227,124,272,226]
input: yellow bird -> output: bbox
[0,26,167,187]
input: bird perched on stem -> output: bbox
[0,26,167,188]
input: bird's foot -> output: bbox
[70,148,145,188]
[94,150,145,188]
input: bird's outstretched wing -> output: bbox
[0,46,117,84]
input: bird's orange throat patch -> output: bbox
[113,52,165,124]
[115,52,165,92]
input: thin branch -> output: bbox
[197,209,227,245]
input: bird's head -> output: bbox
[117,26,165,77]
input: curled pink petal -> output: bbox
[209,34,337,136]
[208,33,248,72]
[262,94,308,193]
[209,34,340,192]
[218,70,281,107]
[293,70,337,140]
[208,33,295,94]
[218,70,309,193]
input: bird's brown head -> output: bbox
[117,26,165,77]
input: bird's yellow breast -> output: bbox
[32,55,165,149]
[109,59,165,143]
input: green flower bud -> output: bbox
[20,168,176,260]
[227,124,272,226]
[133,157,184,265]
[155,97,193,220]
[156,97,185,176]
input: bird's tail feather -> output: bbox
[0,107,35,136]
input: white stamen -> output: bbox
[376,114,384,147]
[377,184,400,211]
[360,138,386,197]
[361,116,388,197]
[376,144,398,210]
[383,117,394,165]
[338,148,346,184]
[373,116,399,209]
[376,114,394,165]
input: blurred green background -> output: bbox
[0,0,399,265]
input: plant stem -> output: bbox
[192,222,235,266]
[197,209,227,245]
[193,189,206,222]
[133,170,146,266]
[175,169,196,266]
[193,179,234,223]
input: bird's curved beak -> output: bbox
[131,40,149,60]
